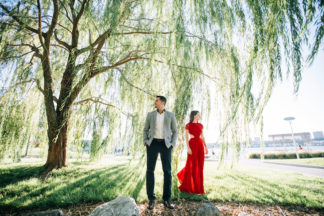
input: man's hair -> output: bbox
[156,96,167,105]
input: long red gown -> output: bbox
[177,122,205,194]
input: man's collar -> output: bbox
[156,108,166,113]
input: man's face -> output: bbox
[154,97,164,108]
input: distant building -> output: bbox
[268,132,311,147]
[254,137,261,142]
[313,131,324,140]
[249,137,261,147]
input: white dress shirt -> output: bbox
[154,111,164,139]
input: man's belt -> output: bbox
[153,138,165,142]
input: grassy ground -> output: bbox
[267,157,324,167]
[0,158,324,213]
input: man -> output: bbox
[143,96,178,210]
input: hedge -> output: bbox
[248,152,324,159]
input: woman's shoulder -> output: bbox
[185,122,191,129]
[199,123,204,128]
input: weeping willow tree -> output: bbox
[0,0,323,177]
[190,0,324,165]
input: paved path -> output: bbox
[239,159,324,178]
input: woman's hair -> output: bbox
[189,110,199,123]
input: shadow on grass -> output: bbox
[131,174,146,200]
[209,171,324,209]
[0,161,147,213]
[0,165,45,187]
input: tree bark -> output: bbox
[41,118,69,179]
[24,136,30,156]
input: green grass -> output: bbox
[204,163,324,208]
[1,158,324,213]
[267,158,324,167]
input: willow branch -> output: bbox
[46,0,59,38]
[6,43,42,58]
[116,68,156,97]
[54,32,72,49]
[0,51,35,60]
[36,0,45,49]
[70,0,88,48]
[75,0,88,25]
[57,22,72,33]
[112,31,172,36]
[73,97,133,117]
[76,1,129,56]
[7,43,37,49]
[66,3,141,108]
[32,78,45,94]
[0,78,57,102]
[7,79,38,89]
[91,56,146,77]
[128,18,155,22]
[184,32,217,47]
[0,3,41,35]
[29,79,59,102]
[59,0,73,23]
[141,57,218,83]
[69,0,76,20]
[68,54,146,111]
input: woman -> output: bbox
[177,110,208,194]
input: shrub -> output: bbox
[248,152,324,159]
[249,153,260,159]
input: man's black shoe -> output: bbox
[163,200,175,209]
[148,200,154,210]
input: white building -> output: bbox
[313,131,324,140]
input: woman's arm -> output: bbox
[185,129,192,155]
[201,131,208,154]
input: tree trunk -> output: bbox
[41,119,69,179]
[40,56,76,179]
[24,136,31,157]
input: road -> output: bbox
[239,159,324,177]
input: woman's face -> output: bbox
[194,113,200,121]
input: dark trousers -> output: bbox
[146,139,172,201]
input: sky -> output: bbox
[261,49,324,140]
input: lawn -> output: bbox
[267,157,324,167]
[1,157,324,213]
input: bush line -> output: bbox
[248,152,324,159]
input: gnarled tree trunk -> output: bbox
[41,118,69,179]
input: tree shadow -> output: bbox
[216,171,324,208]
[131,174,146,201]
[0,162,148,213]
[0,165,45,187]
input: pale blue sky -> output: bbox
[261,49,324,139]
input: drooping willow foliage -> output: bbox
[0,0,323,172]
[0,81,47,161]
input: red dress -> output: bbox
[177,123,205,194]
